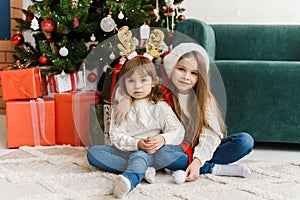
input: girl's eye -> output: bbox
[141,78,148,83]
[191,71,199,76]
[127,79,134,83]
[177,67,185,71]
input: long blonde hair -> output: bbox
[170,51,227,147]
[119,56,165,104]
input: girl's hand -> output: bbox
[137,139,155,153]
[113,98,131,125]
[185,158,202,182]
[145,135,165,154]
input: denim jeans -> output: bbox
[87,145,181,190]
[149,132,254,174]
[87,132,254,189]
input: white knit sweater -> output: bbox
[178,94,223,167]
[109,99,185,151]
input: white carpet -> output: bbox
[0,146,299,200]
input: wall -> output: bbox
[0,0,23,115]
[181,0,300,24]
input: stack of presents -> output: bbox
[0,67,103,148]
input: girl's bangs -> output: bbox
[125,64,151,78]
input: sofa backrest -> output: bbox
[175,19,300,61]
[174,18,216,59]
[211,24,300,61]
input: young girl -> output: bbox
[114,42,254,182]
[87,56,185,198]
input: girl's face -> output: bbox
[171,57,199,93]
[125,70,154,99]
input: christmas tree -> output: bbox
[10,0,185,75]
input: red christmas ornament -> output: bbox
[89,44,97,50]
[87,72,97,82]
[73,17,79,27]
[178,14,186,21]
[11,33,24,46]
[41,19,55,33]
[25,15,33,23]
[38,55,48,65]
[25,8,34,23]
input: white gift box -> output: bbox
[46,71,85,95]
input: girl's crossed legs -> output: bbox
[154,132,254,175]
[87,145,153,191]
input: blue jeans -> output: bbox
[87,132,254,189]
[152,132,254,174]
[87,145,184,190]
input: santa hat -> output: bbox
[163,43,210,78]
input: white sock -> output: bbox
[144,167,156,184]
[113,175,131,199]
[212,164,251,177]
[172,170,186,184]
[164,168,172,174]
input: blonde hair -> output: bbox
[119,56,165,103]
[170,51,227,147]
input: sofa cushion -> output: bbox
[215,60,300,143]
[212,25,300,61]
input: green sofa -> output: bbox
[174,18,300,144]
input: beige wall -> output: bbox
[0,0,23,114]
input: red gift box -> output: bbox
[55,91,99,146]
[6,98,55,148]
[0,68,47,101]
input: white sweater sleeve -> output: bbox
[193,128,221,167]
[192,97,223,166]
[156,102,185,145]
[109,112,139,151]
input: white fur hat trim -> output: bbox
[163,43,210,78]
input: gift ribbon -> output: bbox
[70,72,77,91]
[30,98,51,145]
[46,75,57,93]
[109,63,123,100]
[72,92,82,146]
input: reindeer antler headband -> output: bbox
[117,26,166,60]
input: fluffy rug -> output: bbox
[0,146,299,200]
